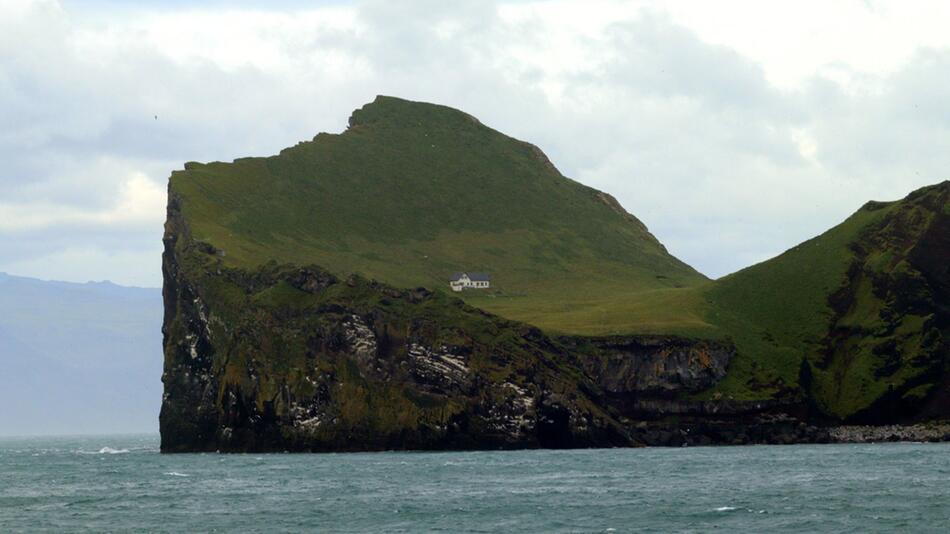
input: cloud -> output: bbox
[0,169,165,232]
[2,0,949,285]
[806,48,950,190]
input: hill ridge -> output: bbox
[170,95,705,333]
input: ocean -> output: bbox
[1,435,948,532]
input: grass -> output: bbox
[464,284,718,337]
[697,182,949,416]
[696,202,895,397]
[171,95,705,335]
[169,94,950,419]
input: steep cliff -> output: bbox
[160,195,759,451]
[160,220,822,451]
[161,96,949,451]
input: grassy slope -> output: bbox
[464,284,717,337]
[700,182,949,417]
[699,204,893,400]
[171,96,706,334]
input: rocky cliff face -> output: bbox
[579,336,733,395]
[166,182,950,450]
[807,183,950,422]
[162,189,610,451]
[162,188,820,451]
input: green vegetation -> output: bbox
[696,203,896,401]
[171,96,705,334]
[699,182,949,418]
[169,95,949,422]
[161,253,632,451]
[463,284,717,337]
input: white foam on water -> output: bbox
[76,447,130,455]
[715,506,737,512]
[164,472,190,477]
[98,447,130,454]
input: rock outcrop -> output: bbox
[163,185,807,451]
[578,336,733,395]
[829,423,950,443]
[161,192,618,451]
[161,184,842,451]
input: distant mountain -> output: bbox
[0,273,162,436]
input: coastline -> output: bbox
[828,423,950,444]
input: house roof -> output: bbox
[449,272,492,282]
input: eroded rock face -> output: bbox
[160,211,752,452]
[160,245,835,451]
[342,314,377,365]
[163,235,846,451]
[160,193,640,451]
[582,337,734,395]
[406,343,471,392]
[159,192,805,453]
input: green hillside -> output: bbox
[701,181,950,420]
[167,95,948,426]
[170,96,705,333]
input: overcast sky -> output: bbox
[2,0,949,287]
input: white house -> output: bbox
[449,272,491,292]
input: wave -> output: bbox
[164,472,190,477]
[97,446,130,454]
[714,506,737,512]
[75,446,131,455]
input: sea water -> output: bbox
[1,435,948,532]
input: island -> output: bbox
[160,96,949,452]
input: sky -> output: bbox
[2,0,950,287]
